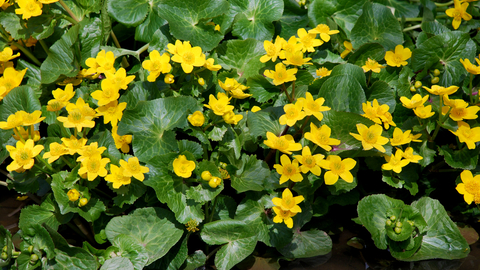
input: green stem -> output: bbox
[469,73,474,104]
[435,0,453,7]
[35,155,55,173]
[38,40,51,56]
[291,81,296,101]
[281,83,293,103]
[205,246,222,262]
[33,163,52,175]
[208,196,218,223]
[10,41,41,66]
[367,71,372,86]
[110,31,129,68]
[136,44,149,55]
[60,14,78,24]
[58,0,80,23]
[13,127,26,143]
[403,24,422,32]
[400,17,423,22]
[61,156,75,169]
[0,169,14,181]
[275,149,280,165]
[205,201,209,225]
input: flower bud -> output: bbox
[386,219,392,226]
[79,198,88,207]
[30,253,39,264]
[201,171,212,181]
[431,76,439,84]
[164,74,174,84]
[396,221,403,228]
[414,81,422,88]
[187,111,205,127]
[67,189,80,202]
[27,245,34,253]
[209,176,222,188]
[410,86,416,92]
[390,215,396,221]
[1,252,7,260]
[394,227,402,234]
[433,69,440,76]
[198,78,205,86]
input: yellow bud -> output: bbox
[431,76,439,84]
[251,106,261,112]
[209,176,222,188]
[164,74,175,84]
[78,198,88,207]
[67,189,80,202]
[201,171,212,181]
[187,111,205,127]
[198,78,205,86]
[414,81,422,88]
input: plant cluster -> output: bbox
[0,0,480,269]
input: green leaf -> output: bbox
[21,224,55,259]
[278,229,332,259]
[112,235,149,270]
[247,75,279,103]
[107,0,150,27]
[312,50,345,65]
[187,161,223,203]
[101,257,135,270]
[135,9,167,43]
[17,60,42,90]
[308,0,367,37]
[79,17,103,68]
[357,194,406,249]
[89,130,121,164]
[216,39,265,79]
[278,0,308,38]
[230,154,270,193]
[234,193,272,246]
[366,80,396,113]
[213,195,237,220]
[117,96,202,163]
[438,145,479,170]
[0,12,28,40]
[416,140,436,167]
[351,2,403,51]
[105,207,184,266]
[40,24,80,84]
[184,250,206,270]
[156,0,228,51]
[0,86,41,119]
[347,43,386,67]
[200,219,257,270]
[247,107,284,140]
[229,0,284,41]
[330,63,367,88]
[407,197,470,261]
[113,180,147,208]
[411,32,475,87]
[148,29,170,53]
[318,75,366,114]
[208,126,228,141]
[145,154,205,223]
[19,204,62,231]
[26,15,56,40]
[373,0,419,18]
[148,236,188,270]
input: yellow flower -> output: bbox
[340,41,353,59]
[61,135,88,155]
[296,92,330,121]
[446,0,472,29]
[456,170,480,204]
[214,24,221,31]
[38,0,59,3]
[222,111,243,125]
[260,36,285,63]
[319,155,356,185]
[119,157,149,181]
[389,128,412,146]
[308,24,339,42]
[451,121,480,149]
[104,68,135,90]
[142,50,172,82]
[204,58,221,71]
[76,142,106,163]
[15,0,43,20]
[422,85,459,96]
[263,132,302,155]
[400,94,429,109]
[272,206,297,228]
[173,155,196,178]
[282,50,312,66]
[274,154,303,184]
[164,74,175,84]
[209,176,222,188]
[297,28,323,52]
[78,156,110,181]
[0,67,27,93]
[402,147,423,163]
[361,99,387,124]
[279,36,303,59]
[264,63,298,85]
[0,111,24,130]
[272,188,304,213]
[293,146,324,176]
[204,92,234,116]
[304,123,341,151]
[460,58,480,75]
[251,106,262,112]
[218,78,249,93]
[0,61,14,75]
[43,142,68,163]
[349,123,389,152]
[91,79,121,106]
[6,139,44,171]
[381,149,410,173]
[185,219,200,232]
[105,164,132,189]
[315,67,331,78]
[78,198,88,207]
[413,105,435,119]
[67,189,80,202]
[384,45,412,67]
[171,41,206,73]
[362,58,385,73]
[279,102,306,126]
[409,133,423,142]
[442,98,480,122]
[51,83,76,103]
[12,126,40,142]
[229,88,252,99]
[112,125,132,153]
[0,47,20,62]
[19,110,45,126]
[85,50,116,75]
[96,100,127,127]
[57,107,95,132]
[188,111,205,127]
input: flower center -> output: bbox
[363,131,377,144]
[183,52,194,64]
[20,151,30,161]
[284,165,295,176]
[304,156,314,166]
[465,180,480,195]
[332,161,343,173]
[306,101,319,112]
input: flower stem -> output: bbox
[403,24,422,32]
[275,149,280,164]
[39,40,51,56]
[10,41,42,66]
[136,43,149,55]
[208,196,218,223]
[58,0,80,23]
[110,31,130,68]
[469,73,474,104]
[61,156,75,169]
[0,181,7,187]
[435,0,453,7]
[282,83,293,103]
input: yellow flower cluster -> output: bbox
[0,66,27,101]
[203,92,243,125]
[457,170,480,204]
[272,188,304,228]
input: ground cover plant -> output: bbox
[0,0,480,269]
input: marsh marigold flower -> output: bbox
[279,36,303,59]
[304,123,341,151]
[309,24,339,42]
[96,100,127,127]
[279,102,306,126]
[272,188,304,214]
[91,79,121,106]
[85,50,116,75]
[423,85,459,96]
[456,170,480,204]
[120,157,149,181]
[0,67,27,93]
[222,111,243,125]
[0,47,20,62]
[350,123,389,152]
[142,50,172,82]
[164,74,175,84]
[204,92,234,116]
[170,41,206,73]
[0,112,25,131]
[104,68,135,90]
[402,147,423,163]
[282,50,312,67]
[264,132,302,155]
[319,155,356,185]
[340,41,353,59]
[384,45,412,67]
[204,58,221,71]
[260,36,285,63]
[442,98,480,122]
[112,125,132,153]
[272,206,297,228]
[15,0,43,20]
[105,165,132,189]
[61,135,87,155]
[296,92,330,121]
[188,111,205,127]
[294,146,324,176]
[382,149,410,173]
[274,154,303,184]
[6,139,44,171]
[446,0,472,29]
[57,102,95,132]
[316,67,331,78]
[264,63,298,86]
[78,156,110,181]
[76,142,106,163]
[460,58,480,75]
[67,189,80,202]
[43,142,68,163]
[362,58,385,73]
[400,94,429,109]
[173,155,196,178]
[389,128,412,146]
[413,105,435,119]
[451,121,480,149]
[19,110,45,126]
[297,28,323,52]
